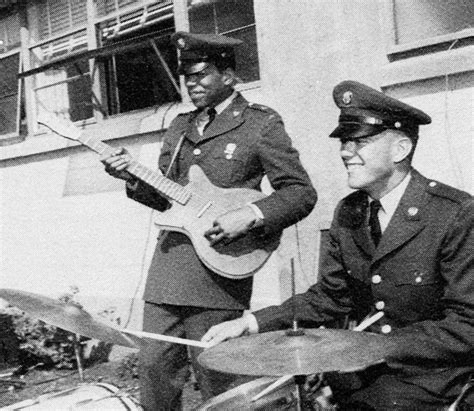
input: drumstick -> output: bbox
[353,311,384,332]
[121,329,212,348]
[251,375,294,402]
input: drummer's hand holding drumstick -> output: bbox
[201,314,257,347]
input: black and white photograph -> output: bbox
[0,0,472,409]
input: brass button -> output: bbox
[381,325,392,334]
[372,275,382,284]
[375,301,385,310]
[193,148,201,155]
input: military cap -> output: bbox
[329,80,431,139]
[171,31,242,75]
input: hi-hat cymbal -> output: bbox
[199,328,393,376]
[0,288,136,349]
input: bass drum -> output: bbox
[3,383,140,410]
[196,377,298,410]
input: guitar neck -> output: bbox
[80,134,191,205]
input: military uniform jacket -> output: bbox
[127,93,317,310]
[255,169,473,400]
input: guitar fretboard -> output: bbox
[80,134,191,205]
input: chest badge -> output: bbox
[224,143,237,159]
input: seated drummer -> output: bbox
[202,80,474,410]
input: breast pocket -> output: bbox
[394,269,440,287]
[393,268,443,316]
[207,155,247,187]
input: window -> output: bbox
[96,0,180,115]
[188,0,259,82]
[0,53,21,139]
[393,0,474,45]
[388,0,474,59]
[0,11,22,141]
[31,0,92,122]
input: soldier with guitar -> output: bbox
[100,32,317,410]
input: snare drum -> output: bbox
[3,383,140,410]
[196,377,298,410]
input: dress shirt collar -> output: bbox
[213,90,238,115]
[370,171,411,232]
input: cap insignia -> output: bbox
[342,91,353,105]
[177,38,186,49]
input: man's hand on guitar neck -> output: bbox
[204,205,264,246]
[100,148,135,182]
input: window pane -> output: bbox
[0,53,20,136]
[188,0,260,82]
[0,13,21,52]
[35,59,93,122]
[96,0,140,18]
[394,0,474,44]
[113,41,179,112]
[38,0,87,39]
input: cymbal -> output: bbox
[0,289,137,349]
[198,328,393,376]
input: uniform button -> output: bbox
[375,301,385,310]
[429,181,437,187]
[193,148,201,155]
[372,275,382,284]
[381,325,392,334]
[415,276,422,283]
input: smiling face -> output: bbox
[339,130,413,199]
[184,63,234,109]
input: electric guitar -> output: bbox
[37,112,281,279]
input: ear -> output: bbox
[222,68,236,86]
[392,134,413,163]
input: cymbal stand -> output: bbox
[286,258,305,337]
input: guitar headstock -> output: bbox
[37,112,82,141]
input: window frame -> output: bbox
[379,0,474,87]
[383,0,474,58]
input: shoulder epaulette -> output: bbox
[426,180,471,204]
[248,102,273,112]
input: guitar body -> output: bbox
[35,112,280,279]
[154,165,280,279]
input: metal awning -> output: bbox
[19,31,172,79]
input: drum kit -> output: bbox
[0,288,394,410]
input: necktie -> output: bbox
[369,200,382,247]
[203,107,216,132]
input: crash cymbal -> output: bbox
[198,328,394,376]
[0,289,136,349]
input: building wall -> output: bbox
[1,1,472,327]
